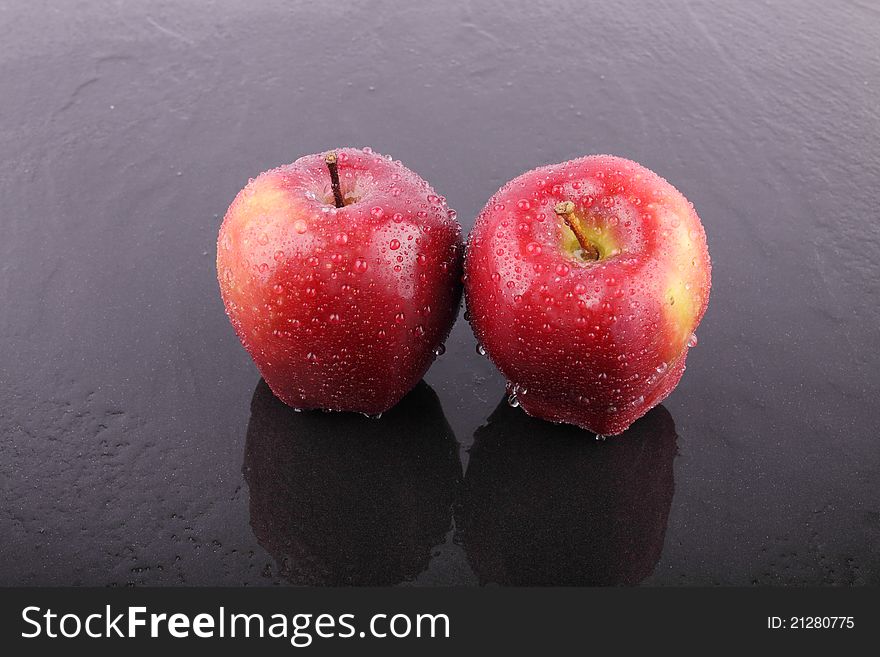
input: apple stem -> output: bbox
[554,201,599,261]
[325,152,345,208]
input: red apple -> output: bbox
[217,147,463,415]
[464,155,711,435]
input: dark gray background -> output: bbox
[1,0,878,585]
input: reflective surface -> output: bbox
[1,0,878,585]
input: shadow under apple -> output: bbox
[243,379,462,586]
[455,401,678,586]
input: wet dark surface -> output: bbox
[1,0,879,585]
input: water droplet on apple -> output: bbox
[433,343,446,356]
[517,199,531,210]
[389,239,401,250]
[354,258,369,273]
[526,242,542,255]
[555,263,570,276]
[507,393,520,408]
[335,232,349,245]
[294,220,308,234]
[257,233,269,245]
[595,433,607,442]
[656,362,668,374]
[476,343,487,356]
[688,333,698,348]
[370,206,384,219]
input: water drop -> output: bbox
[294,220,308,234]
[433,343,446,356]
[354,258,369,273]
[389,239,401,250]
[476,343,487,356]
[687,333,698,348]
[507,393,520,408]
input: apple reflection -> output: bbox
[243,379,461,585]
[455,401,678,586]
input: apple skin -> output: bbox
[464,155,711,435]
[217,147,463,415]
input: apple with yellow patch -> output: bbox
[463,155,711,436]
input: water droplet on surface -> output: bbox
[433,343,446,356]
[595,433,607,442]
[257,233,269,245]
[389,239,401,250]
[687,333,698,348]
[476,343,487,356]
[335,233,349,245]
[507,393,520,408]
[370,207,384,219]
[354,258,369,273]
[656,362,668,374]
[517,199,531,210]
[294,220,308,234]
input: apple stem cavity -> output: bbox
[554,201,599,261]
[325,151,345,208]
